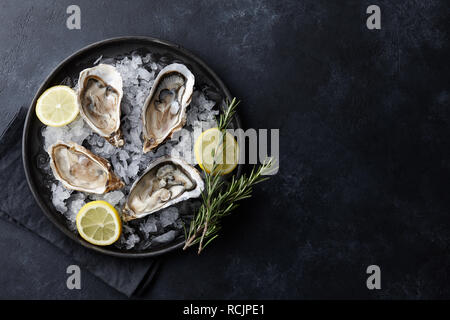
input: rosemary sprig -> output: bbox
[217,97,239,131]
[183,98,275,254]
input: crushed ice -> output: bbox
[39,52,220,250]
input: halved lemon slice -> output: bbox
[194,127,239,175]
[35,85,79,127]
[76,201,122,246]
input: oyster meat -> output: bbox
[48,141,124,194]
[122,156,204,221]
[142,63,195,153]
[78,64,124,147]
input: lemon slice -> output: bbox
[76,201,122,246]
[194,127,239,175]
[35,85,79,127]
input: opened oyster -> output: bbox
[48,141,124,194]
[122,156,204,221]
[78,64,124,147]
[142,63,195,153]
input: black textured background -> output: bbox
[0,0,449,299]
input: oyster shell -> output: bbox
[122,156,204,221]
[78,64,124,147]
[142,63,195,153]
[48,141,124,194]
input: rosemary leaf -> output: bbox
[183,98,275,253]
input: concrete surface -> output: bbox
[0,0,448,299]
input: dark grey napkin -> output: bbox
[0,108,159,297]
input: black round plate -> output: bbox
[22,36,242,258]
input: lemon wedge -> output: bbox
[76,201,122,246]
[194,127,239,175]
[35,85,79,127]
